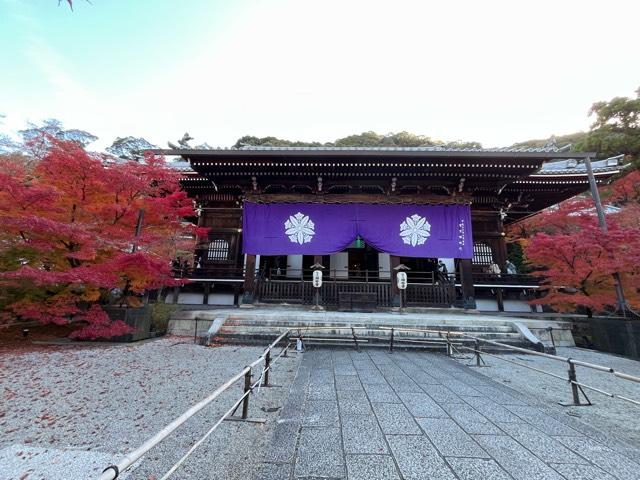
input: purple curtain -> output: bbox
[242,202,473,258]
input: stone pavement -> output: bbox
[257,349,640,480]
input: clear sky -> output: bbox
[1,0,639,150]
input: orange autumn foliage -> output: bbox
[0,139,206,338]
[510,170,640,315]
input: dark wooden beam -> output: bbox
[458,259,476,309]
[244,193,471,205]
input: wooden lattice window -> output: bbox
[207,239,230,262]
[473,242,493,265]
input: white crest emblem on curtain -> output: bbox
[399,214,431,247]
[284,212,315,245]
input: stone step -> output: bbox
[219,323,516,335]
[217,326,522,340]
[212,332,530,352]
[221,316,518,328]
[168,307,576,349]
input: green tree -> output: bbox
[232,131,484,149]
[107,136,158,160]
[334,131,384,147]
[576,88,640,161]
[510,132,587,150]
[18,119,97,159]
[233,135,322,148]
[443,140,483,149]
[388,131,436,147]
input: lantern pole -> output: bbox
[310,262,324,311]
[583,156,627,316]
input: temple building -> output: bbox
[157,146,624,312]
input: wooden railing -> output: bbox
[405,283,455,307]
[266,268,442,283]
[173,266,246,280]
[256,279,454,308]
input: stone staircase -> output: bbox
[168,308,574,352]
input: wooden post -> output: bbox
[529,290,538,313]
[171,285,180,304]
[496,288,504,312]
[203,281,211,305]
[495,217,508,271]
[242,254,256,304]
[233,285,240,306]
[390,255,401,307]
[458,259,476,309]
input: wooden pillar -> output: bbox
[390,255,401,307]
[458,259,476,309]
[529,289,538,313]
[202,281,211,305]
[313,255,323,266]
[242,254,256,304]
[171,285,180,304]
[196,206,205,267]
[495,288,504,312]
[495,216,508,270]
[233,285,240,306]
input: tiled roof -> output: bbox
[165,160,195,172]
[236,145,564,153]
[537,154,625,174]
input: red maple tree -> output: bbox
[0,139,205,338]
[512,170,640,315]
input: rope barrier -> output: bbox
[159,343,295,480]
[458,346,568,382]
[100,324,640,479]
[459,345,640,407]
[459,333,640,383]
[158,388,252,480]
[98,330,291,480]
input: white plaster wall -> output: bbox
[476,299,499,311]
[330,253,349,279]
[287,255,303,277]
[503,299,536,313]
[177,293,204,305]
[378,253,391,279]
[439,258,455,274]
[207,293,235,306]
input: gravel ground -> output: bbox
[455,346,640,449]
[0,337,300,480]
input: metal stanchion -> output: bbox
[242,368,252,419]
[569,362,580,405]
[559,359,591,407]
[446,333,452,357]
[389,328,395,354]
[351,327,360,352]
[193,317,199,344]
[547,327,556,349]
[475,340,481,367]
[264,350,271,387]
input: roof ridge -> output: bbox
[236,145,564,153]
